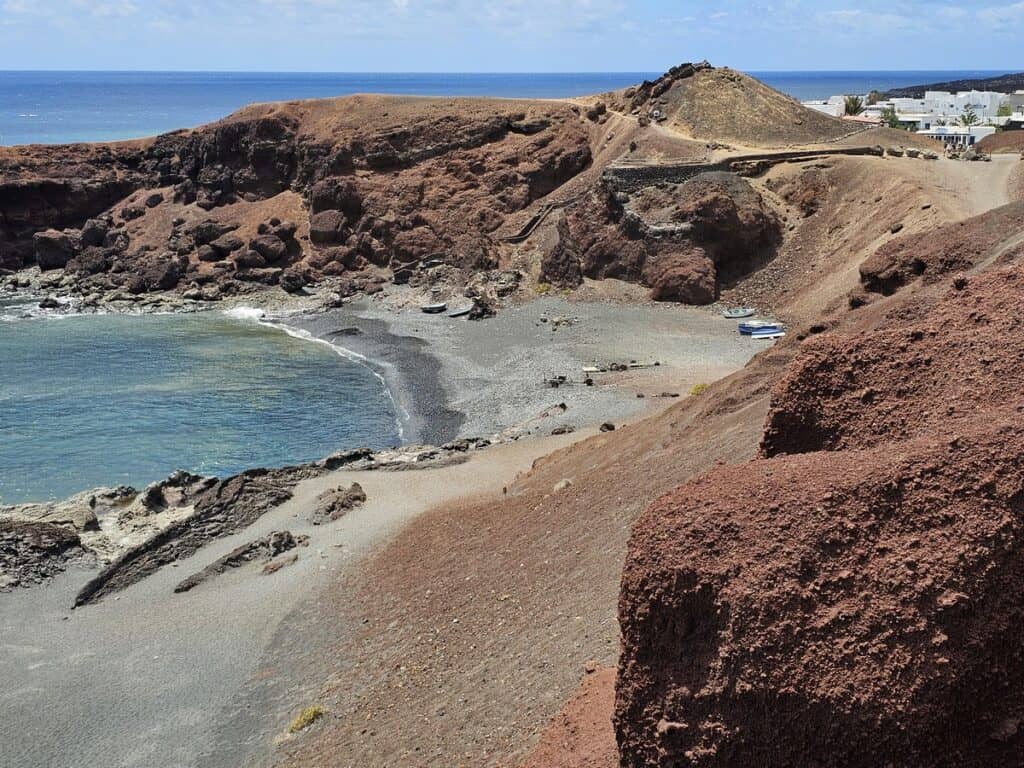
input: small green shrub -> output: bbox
[535,282,552,295]
[289,704,325,733]
[689,383,709,396]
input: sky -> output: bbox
[0,0,1022,72]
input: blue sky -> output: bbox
[1,0,1022,72]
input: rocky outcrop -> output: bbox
[74,466,313,606]
[173,530,306,593]
[309,482,366,525]
[1,95,592,300]
[0,519,84,589]
[542,172,780,304]
[616,265,1024,766]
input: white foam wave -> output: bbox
[221,305,267,321]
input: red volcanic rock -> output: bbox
[33,228,79,270]
[543,172,779,304]
[617,264,1024,767]
[763,266,1024,456]
[646,249,717,304]
[617,418,1024,768]
[309,209,349,245]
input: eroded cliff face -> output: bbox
[615,264,1024,766]
[541,171,781,304]
[0,95,592,296]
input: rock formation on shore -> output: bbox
[1,62,872,311]
[542,171,781,303]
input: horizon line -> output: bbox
[0,68,1020,75]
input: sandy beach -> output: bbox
[286,289,759,443]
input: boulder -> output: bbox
[209,233,244,255]
[80,218,109,248]
[271,220,298,241]
[309,483,366,525]
[647,251,717,304]
[141,258,182,291]
[309,209,348,245]
[279,267,309,293]
[249,233,288,263]
[33,228,79,270]
[120,204,145,221]
[232,250,266,269]
[196,244,220,263]
[144,192,164,208]
[189,220,237,246]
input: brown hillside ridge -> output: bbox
[859,199,1024,295]
[616,264,1024,767]
[601,64,862,147]
[2,61,905,309]
[977,130,1024,155]
[0,95,592,292]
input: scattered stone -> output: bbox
[309,483,367,525]
[599,422,616,432]
[173,531,306,593]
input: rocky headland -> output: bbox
[3,62,1024,768]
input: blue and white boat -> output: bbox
[738,320,782,335]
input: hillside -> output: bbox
[884,71,1024,98]
[600,64,862,147]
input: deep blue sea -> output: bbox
[0,70,1010,146]
[0,301,400,504]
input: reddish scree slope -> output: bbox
[616,264,1024,766]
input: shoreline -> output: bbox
[1,282,761,507]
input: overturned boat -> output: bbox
[421,302,448,314]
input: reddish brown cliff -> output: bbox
[616,264,1024,766]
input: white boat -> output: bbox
[722,307,756,319]
[752,330,786,340]
[421,302,448,314]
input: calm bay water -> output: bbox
[0,303,400,504]
[0,70,1009,146]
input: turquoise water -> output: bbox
[0,70,1009,146]
[0,303,400,504]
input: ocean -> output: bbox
[0,70,1010,146]
[0,301,401,504]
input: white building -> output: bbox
[802,95,846,118]
[917,124,996,148]
[863,90,1009,129]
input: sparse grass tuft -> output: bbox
[689,383,710,396]
[535,282,552,295]
[289,705,325,733]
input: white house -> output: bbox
[802,95,846,118]
[917,124,996,148]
